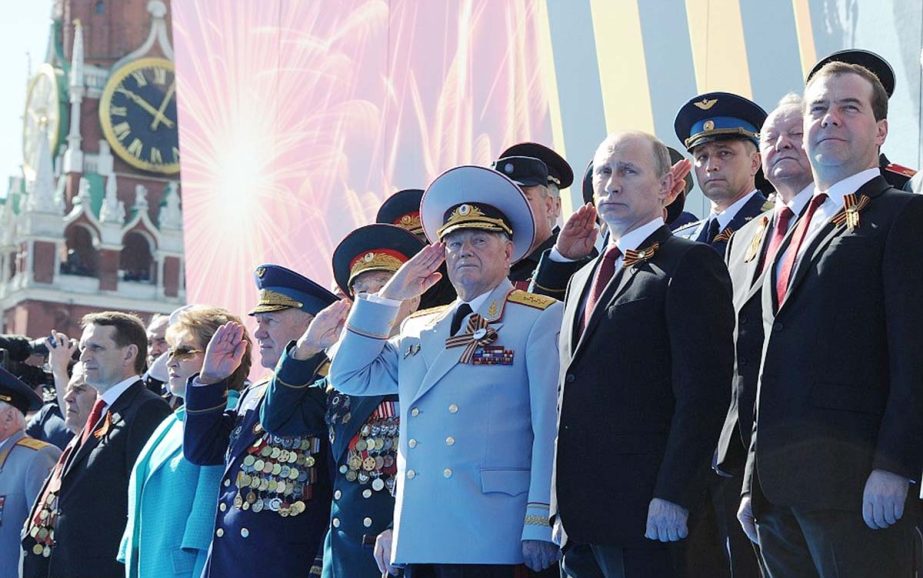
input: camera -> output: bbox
[0,334,54,389]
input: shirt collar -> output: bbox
[98,375,140,408]
[818,167,879,208]
[462,290,493,313]
[713,189,759,230]
[610,216,665,254]
[779,184,814,217]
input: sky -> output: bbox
[1,0,55,183]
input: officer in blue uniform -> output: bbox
[183,265,337,578]
[261,224,425,578]
[378,189,457,309]
[0,368,59,578]
[673,92,771,256]
[807,48,918,190]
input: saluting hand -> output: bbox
[379,243,445,301]
[555,204,598,260]
[294,299,351,360]
[668,157,692,201]
[199,322,247,385]
[645,497,689,542]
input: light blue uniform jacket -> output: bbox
[118,392,238,578]
[329,279,562,565]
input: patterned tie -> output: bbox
[761,206,794,273]
[80,399,107,445]
[450,303,473,336]
[775,193,828,308]
[582,245,622,332]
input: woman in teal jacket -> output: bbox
[118,306,252,578]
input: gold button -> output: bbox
[445,436,455,446]
[408,439,417,448]
[334,490,341,500]
[240,528,249,538]
[216,528,224,537]
[448,403,458,414]
[223,479,230,487]
[411,407,420,417]
[363,517,373,528]
[363,489,372,498]
[219,503,227,512]
[332,518,341,528]
[443,468,453,478]
[406,470,416,480]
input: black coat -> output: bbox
[552,225,735,545]
[21,381,170,578]
[744,177,923,509]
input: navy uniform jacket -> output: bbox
[744,177,923,510]
[510,228,559,291]
[21,381,170,578]
[674,191,768,255]
[183,354,331,578]
[0,432,59,578]
[262,347,398,578]
[330,280,562,564]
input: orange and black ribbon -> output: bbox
[445,314,498,363]
[832,193,870,230]
[713,227,735,244]
[623,242,660,268]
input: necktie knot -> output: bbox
[450,303,473,336]
[602,245,622,264]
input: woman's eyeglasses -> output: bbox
[166,346,203,361]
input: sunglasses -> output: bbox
[166,346,203,360]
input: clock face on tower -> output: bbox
[22,64,63,179]
[99,57,180,174]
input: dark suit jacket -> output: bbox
[744,176,923,511]
[21,381,170,578]
[552,225,735,545]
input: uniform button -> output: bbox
[443,468,453,478]
[411,407,420,417]
[363,517,373,528]
[445,436,455,446]
[332,518,341,528]
[216,528,224,538]
[448,403,459,414]
[219,503,227,512]
[223,479,230,487]
[406,470,416,480]
[240,528,249,538]
[408,439,417,448]
[334,490,341,500]
[363,489,372,499]
[565,374,575,383]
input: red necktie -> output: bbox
[582,245,621,331]
[763,207,794,271]
[775,194,828,307]
[80,399,107,445]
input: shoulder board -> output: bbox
[673,220,702,234]
[885,163,916,178]
[406,304,451,321]
[16,437,51,451]
[507,290,556,310]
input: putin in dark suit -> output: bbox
[551,131,735,578]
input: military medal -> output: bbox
[445,314,499,363]
[745,216,770,262]
[832,193,870,230]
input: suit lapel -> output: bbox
[733,215,771,310]
[564,262,595,355]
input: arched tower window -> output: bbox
[61,225,98,277]
[120,231,155,284]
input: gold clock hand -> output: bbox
[117,88,176,128]
[150,81,176,131]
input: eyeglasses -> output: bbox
[166,346,203,361]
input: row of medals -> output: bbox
[341,416,399,494]
[29,492,59,557]
[234,430,319,517]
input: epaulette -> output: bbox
[884,163,916,178]
[16,437,51,451]
[406,303,451,321]
[507,290,556,310]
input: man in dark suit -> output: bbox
[717,93,815,574]
[673,92,770,256]
[552,131,735,577]
[738,60,923,578]
[21,312,171,578]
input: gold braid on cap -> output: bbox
[348,251,407,286]
[395,213,424,235]
[0,394,12,403]
[436,204,512,239]
[256,289,303,310]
